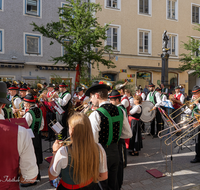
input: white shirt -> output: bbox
[0,112,38,180]
[130,105,142,115]
[57,92,71,107]
[128,96,134,108]
[136,92,146,101]
[146,91,162,107]
[121,95,129,108]
[89,101,132,143]
[160,94,167,106]
[50,143,108,177]
[23,106,44,131]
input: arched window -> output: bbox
[168,72,178,90]
[136,71,152,88]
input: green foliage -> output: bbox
[179,24,200,77]
[31,0,115,84]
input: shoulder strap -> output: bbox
[97,107,123,146]
[28,109,43,134]
[119,105,127,117]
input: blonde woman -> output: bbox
[49,113,108,190]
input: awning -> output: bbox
[36,65,76,71]
[0,61,25,68]
[128,65,182,73]
[22,76,46,80]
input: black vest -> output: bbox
[131,105,142,119]
[59,91,71,111]
[97,103,120,146]
[28,106,41,134]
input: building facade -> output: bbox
[92,0,200,94]
[0,0,76,87]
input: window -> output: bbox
[62,41,70,56]
[191,37,200,57]
[139,0,151,15]
[25,0,41,17]
[167,34,178,56]
[107,0,118,8]
[192,4,200,24]
[169,72,178,90]
[105,0,121,10]
[0,0,3,11]
[167,0,178,20]
[136,71,152,88]
[106,25,121,51]
[0,29,4,54]
[138,29,151,55]
[24,33,42,56]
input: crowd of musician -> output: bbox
[0,79,200,190]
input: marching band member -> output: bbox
[109,90,132,189]
[86,82,132,190]
[49,113,108,189]
[19,84,29,100]
[53,82,72,139]
[22,94,44,187]
[171,86,185,124]
[44,83,57,141]
[156,87,167,102]
[184,86,200,163]
[128,95,143,156]
[161,83,168,96]
[146,82,162,137]
[125,89,134,109]
[117,83,131,114]
[0,82,38,189]
[8,84,22,117]
[135,86,146,101]
[74,86,89,112]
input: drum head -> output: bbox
[140,101,156,122]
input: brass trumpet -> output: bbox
[74,99,90,111]
[59,137,72,146]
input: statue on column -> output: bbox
[162,30,170,53]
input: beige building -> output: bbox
[91,0,200,94]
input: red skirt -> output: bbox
[124,116,139,149]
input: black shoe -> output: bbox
[153,135,158,138]
[20,182,37,187]
[129,152,139,156]
[190,158,200,163]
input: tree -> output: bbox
[179,25,200,76]
[31,0,115,86]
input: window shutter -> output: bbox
[0,0,2,9]
[107,28,112,46]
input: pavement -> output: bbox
[20,124,200,190]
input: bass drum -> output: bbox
[140,101,156,122]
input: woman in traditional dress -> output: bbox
[128,95,143,156]
[49,112,108,190]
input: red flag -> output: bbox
[75,64,80,89]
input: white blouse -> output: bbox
[50,143,108,177]
[129,105,142,115]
